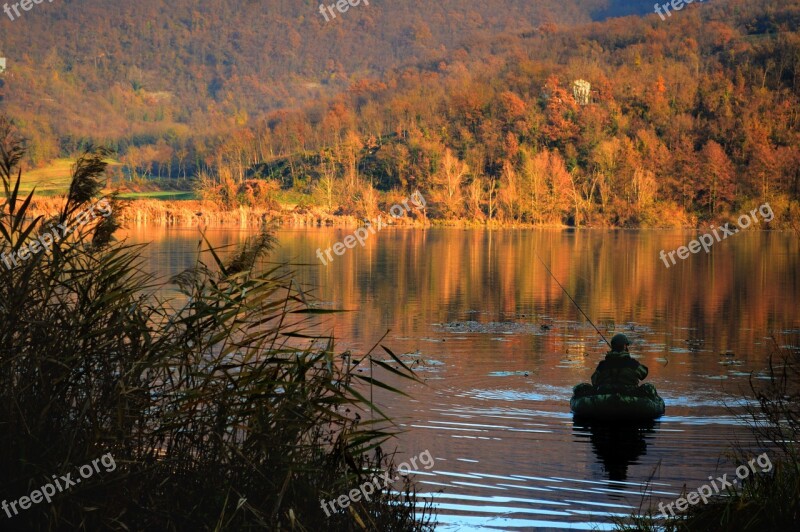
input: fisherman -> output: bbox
[591,333,651,394]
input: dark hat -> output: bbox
[610,333,630,351]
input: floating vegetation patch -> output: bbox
[487,371,531,377]
[433,321,549,335]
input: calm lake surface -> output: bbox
[127,226,799,531]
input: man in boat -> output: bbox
[572,333,664,420]
[590,333,654,396]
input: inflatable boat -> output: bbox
[570,383,665,422]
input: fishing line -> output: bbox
[536,253,612,349]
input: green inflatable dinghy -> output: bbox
[570,383,665,422]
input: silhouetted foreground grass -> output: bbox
[614,342,800,531]
[0,117,434,530]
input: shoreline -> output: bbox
[26,197,796,231]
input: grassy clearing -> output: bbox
[19,158,74,194]
[21,158,123,196]
[117,190,196,200]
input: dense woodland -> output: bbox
[1,0,799,225]
[0,0,633,155]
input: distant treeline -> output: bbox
[194,0,799,226]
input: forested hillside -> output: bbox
[1,0,798,226]
[0,0,613,156]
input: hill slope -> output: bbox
[0,0,620,144]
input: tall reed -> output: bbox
[613,341,800,531]
[0,116,433,531]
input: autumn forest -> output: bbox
[1,0,798,226]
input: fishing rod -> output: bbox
[535,253,611,349]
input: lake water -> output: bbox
[126,225,799,531]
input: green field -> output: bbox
[117,191,196,200]
[19,159,76,196]
[21,160,196,200]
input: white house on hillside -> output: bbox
[572,79,591,106]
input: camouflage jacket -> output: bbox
[591,351,648,389]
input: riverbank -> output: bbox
[26,196,799,230]
[27,197,428,228]
[26,196,568,229]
